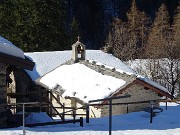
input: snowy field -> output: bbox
[1,102,180,135]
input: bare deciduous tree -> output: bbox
[104,0,149,60]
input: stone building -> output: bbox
[0,36,172,127]
[0,36,35,127]
[25,40,172,118]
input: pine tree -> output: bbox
[144,4,180,97]
[0,0,68,52]
[103,0,150,60]
[114,20,130,60]
[72,0,103,49]
[68,17,79,47]
[126,0,149,59]
[35,0,68,51]
[173,3,180,59]
[172,3,180,98]
[145,4,170,58]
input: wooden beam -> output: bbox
[89,100,157,106]
[0,52,34,70]
[89,95,131,103]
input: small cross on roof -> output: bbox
[77,36,81,42]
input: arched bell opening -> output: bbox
[72,41,86,62]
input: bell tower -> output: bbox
[72,36,86,62]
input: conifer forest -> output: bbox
[0,0,180,97]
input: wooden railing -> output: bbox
[25,117,84,127]
[6,102,85,127]
[48,91,89,123]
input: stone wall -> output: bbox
[52,92,101,118]
[100,83,160,117]
[6,67,48,113]
[52,83,160,118]
[51,60,160,118]
[0,62,7,127]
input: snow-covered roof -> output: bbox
[25,50,136,81]
[137,75,170,94]
[127,59,178,95]
[0,36,25,59]
[40,63,126,102]
[25,50,170,100]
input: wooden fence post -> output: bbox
[127,104,129,113]
[39,104,42,112]
[80,117,83,127]
[88,95,131,135]
[73,109,76,124]
[109,99,112,135]
[62,103,65,121]
[49,91,53,117]
[150,101,154,124]
[23,104,26,135]
[166,97,168,110]
[86,104,89,123]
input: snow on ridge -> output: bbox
[40,63,126,102]
[88,59,133,74]
[86,50,136,75]
[0,36,25,59]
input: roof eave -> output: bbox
[104,78,173,104]
[135,78,173,99]
[0,52,35,70]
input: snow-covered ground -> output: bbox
[1,102,180,135]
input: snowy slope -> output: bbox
[40,63,126,102]
[0,36,25,59]
[0,102,180,135]
[25,50,136,81]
